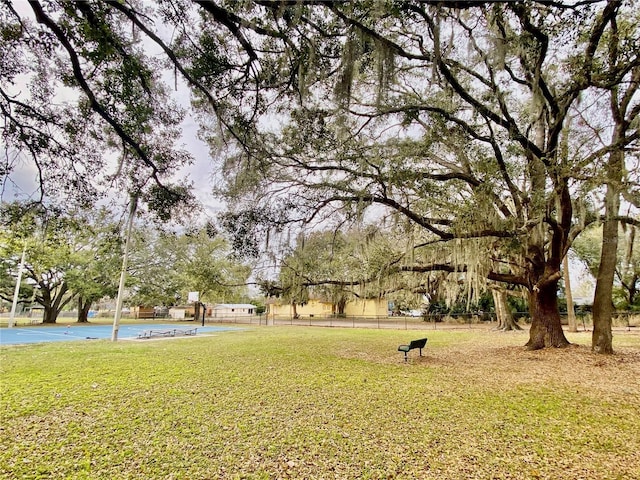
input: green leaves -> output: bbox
[141,184,195,223]
[0,202,124,322]
[127,225,250,307]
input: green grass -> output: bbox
[1,327,639,479]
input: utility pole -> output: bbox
[112,196,138,341]
[8,244,27,328]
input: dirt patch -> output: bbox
[410,340,640,398]
[355,327,640,399]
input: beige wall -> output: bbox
[169,307,195,319]
[212,306,254,317]
[269,299,332,317]
[269,298,387,318]
[344,298,388,317]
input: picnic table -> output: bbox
[137,328,198,339]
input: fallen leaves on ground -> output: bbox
[1,326,638,479]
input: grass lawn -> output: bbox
[1,325,639,479]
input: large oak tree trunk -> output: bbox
[42,305,57,324]
[37,281,74,324]
[523,115,571,349]
[525,280,570,350]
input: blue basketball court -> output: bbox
[0,323,239,345]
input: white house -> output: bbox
[212,304,257,318]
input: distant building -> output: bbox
[211,304,257,318]
[168,305,195,320]
[133,306,155,319]
[267,298,388,319]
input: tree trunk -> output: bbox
[292,302,299,319]
[523,115,569,349]
[491,287,521,331]
[628,273,638,307]
[42,305,57,324]
[37,281,74,324]
[622,227,636,306]
[77,297,91,323]
[592,207,617,354]
[525,280,570,350]
[563,255,578,333]
[592,218,616,354]
[591,50,639,349]
[592,146,622,354]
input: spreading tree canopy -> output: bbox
[207,1,639,350]
[2,1,639,351]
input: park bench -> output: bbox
[397,338,428,362]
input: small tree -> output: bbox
[7,209,78,324]
[272,228,392,316]
[0,203,130,324]
[66,210,123,322]
[127,226,251,310]
[178,228,252,307]
[573,224,640,311]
